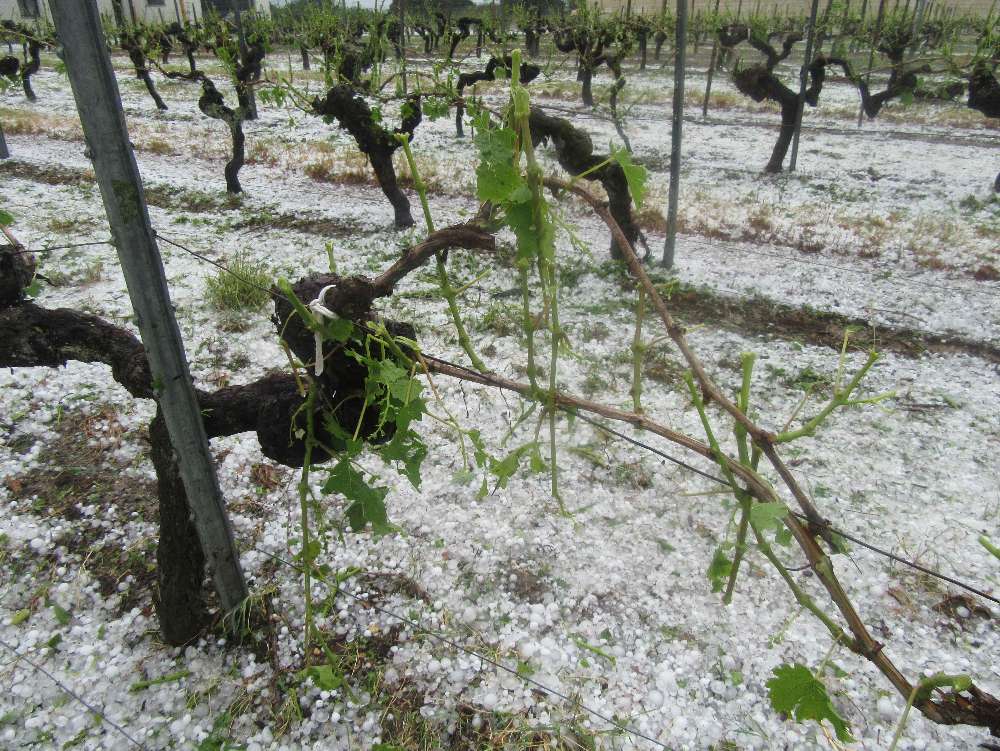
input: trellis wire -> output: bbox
[0,636,148,750]
[18,227,997,305]
[148,232,1000,607]
[253,549,672,751]
[13,224,998,605]
[421,354,1000,608]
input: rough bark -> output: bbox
[199,80,246,195]
[967,63,1000,190]
[968,63,1000,119]
[311,86,422,228]
[455,56,541,137]
[10,24,41,103]
[528,109,639,259]
[448,17,478,59]
[235,40,265,118]
[0,243,34,308]
[150,409,208,646]
[161,67,248,195]
[122,32,168,111]
[0,22,35,99]
[165,22,199,73]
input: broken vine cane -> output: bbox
[540,177,1000,733]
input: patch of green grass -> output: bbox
[204,253,272,312]
[479,301,521,337]
[785,366,831,392]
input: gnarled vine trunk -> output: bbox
[312,86,422,228]
[529,109,639,259]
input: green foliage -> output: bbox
[50,601,71,626]
[307,326,428,534]
[767,663,854,743]
[748,502,788,535]
[474,116,528,206]
[0,209,13,226]
[571,634,617,666]
[298,663,345,692]
[324,459,392,534]
[610,145,647,210]
[204,253,272,312]
[129,670,192,693]
[707,545,733,593]
[420,96,451,121]
[257,85,288,108]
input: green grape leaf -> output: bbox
[345,493,390,535]
[298,539,321,566]
[320,412,358,456]
[474,126,526,204]
[298,663,344,691]
[505,201,541,261]
[421,96,450,120]
[490,441,539,490]
[394,395,426,433]
[749,502,788,532]
[775,525,793,547]
[323,459,391,534]
[378,429,427,489]
[51,602,71,626]
[322,317,354,343]
[23,277,42,298]
[707,545,732,593]
[0,210,13,227]
[468,430,489,469]
[529,442,546,473]
[767,663,854,743]
[610,145,647,210]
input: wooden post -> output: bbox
[662,0,687,268]
[787,0,819,172]
[47,0,249,617]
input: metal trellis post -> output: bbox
[857,0,887,127]
[48,0,249,616]
[662,0,687,268]
[787,0,820,172]
[701,0,722,117]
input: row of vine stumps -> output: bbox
[1,2,999,746]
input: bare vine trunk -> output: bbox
[149,410,209,646]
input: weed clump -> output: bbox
[204,252,272,312]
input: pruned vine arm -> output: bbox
[371,224,496,297]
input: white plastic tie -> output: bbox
[308,284,339,376]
